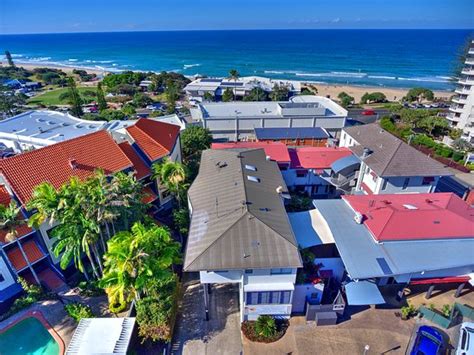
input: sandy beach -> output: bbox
[8,62,454,101]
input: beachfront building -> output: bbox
[183,149,302,322]
[304,193,474,306]
[447,40,474,143]
[211,142,353,198]
[254,127,330,147]
[0,121,181,309]
[184,76,301,101]
[0,110,134,153]
[337,123,452,195]
[190,95,347,142]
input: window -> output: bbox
[247,176,260,183]
[0,273,4,282]
[381,179,388,190]
[296,170,307,178]
[402,177,410,190]
[422,176,434,185]
[270,268,293,275]
[246,291,292,305]
[245,270,253,274]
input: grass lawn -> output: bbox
[27,87,97,106]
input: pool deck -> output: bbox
[0,309,66,354]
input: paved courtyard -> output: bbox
[243,306,416,355]
[171,273,242,355]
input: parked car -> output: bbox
[362,109,376,116]
[456,322,474,355]
[410,326,444,355]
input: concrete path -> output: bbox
[171,274,242,355]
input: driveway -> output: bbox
[243,306,416,355]
[171,273,242,355]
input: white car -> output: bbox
[457,322,474,355]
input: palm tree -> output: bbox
[0,202,41,285]
[100,222,181,310]
[152,158,188,208]
[228,69,240,101]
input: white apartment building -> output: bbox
[448,40,474,143]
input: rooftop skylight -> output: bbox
[247,176,260,183]
[245,164,257,171]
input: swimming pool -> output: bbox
[0,316,60,355]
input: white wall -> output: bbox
[292,283,324,313]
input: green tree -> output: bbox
[0,202,40,284]
[404,87,434,103]
[222,88,233,102]
[180,125,212,163]
[100,222,181,310]
[337,92,354,108]
[66,77,84,117]
[360,92,387,104]
[4,51,15,67]
[417,116,449,136]
[227,69,240,100]
[0,88,25,117]
[165,80,179,114]
[133,93,153,108]
[152,158,188,207]
[96,82,107,112]
[244,87,268,101]
[269,84,289,101]
[203,92,214,102]
[121,103,136,116]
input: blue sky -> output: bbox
[1,0,473,34]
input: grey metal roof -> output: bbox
[184,149,302,271]
[343,123,452,177]
[254,127,329,140]
[313,199,474,280]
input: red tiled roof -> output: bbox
[343,192,474,242]
[126,118,180,161]
[0,185,33,244]
[118,142,152,180]
[142,186,158,204]
[0,131,133,205]
[289,147,352,169]
[6,239,45,271]
[212,142,291,163]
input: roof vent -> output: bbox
[265,155,271,161]
[403,204,418,210]
[361,147,372,159]
[276,185,284,194]
[259,207,270,212]
[354,212,364,224]
[69,158,78,169]
[433,220,440,224]
[216,161,227,169]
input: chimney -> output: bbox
[69,158,77,169]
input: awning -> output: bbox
[330,154,360,174]
[289,209,335,248]
[345,280,385,305]
[244,282,295,292]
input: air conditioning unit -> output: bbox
[354,212,363,224]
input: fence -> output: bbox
[418,303,474,329]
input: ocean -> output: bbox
[0,29,472,90]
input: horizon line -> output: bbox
[1,27,473,36]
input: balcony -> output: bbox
[455,87,471,95]
[461,68,474,76]
[451,96,466,104]
[449,105,465,114]
[446,112,460,122]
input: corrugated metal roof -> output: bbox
[331,154,361,173]
[66,317,135,355]
[344,123,452,177]
[313,199,474,279]
[184,149,302,271]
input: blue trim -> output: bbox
[0,283,22,302]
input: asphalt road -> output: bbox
[346,108,390,125]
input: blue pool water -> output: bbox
[0,29,472,89]
[0,317,60,355]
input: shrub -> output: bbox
[255,315,277,339]
[441,304,452,318]
[64,302,94,322]
[380,116,397,133]
[401,304,417,320]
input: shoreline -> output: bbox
[7,62,454,101]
